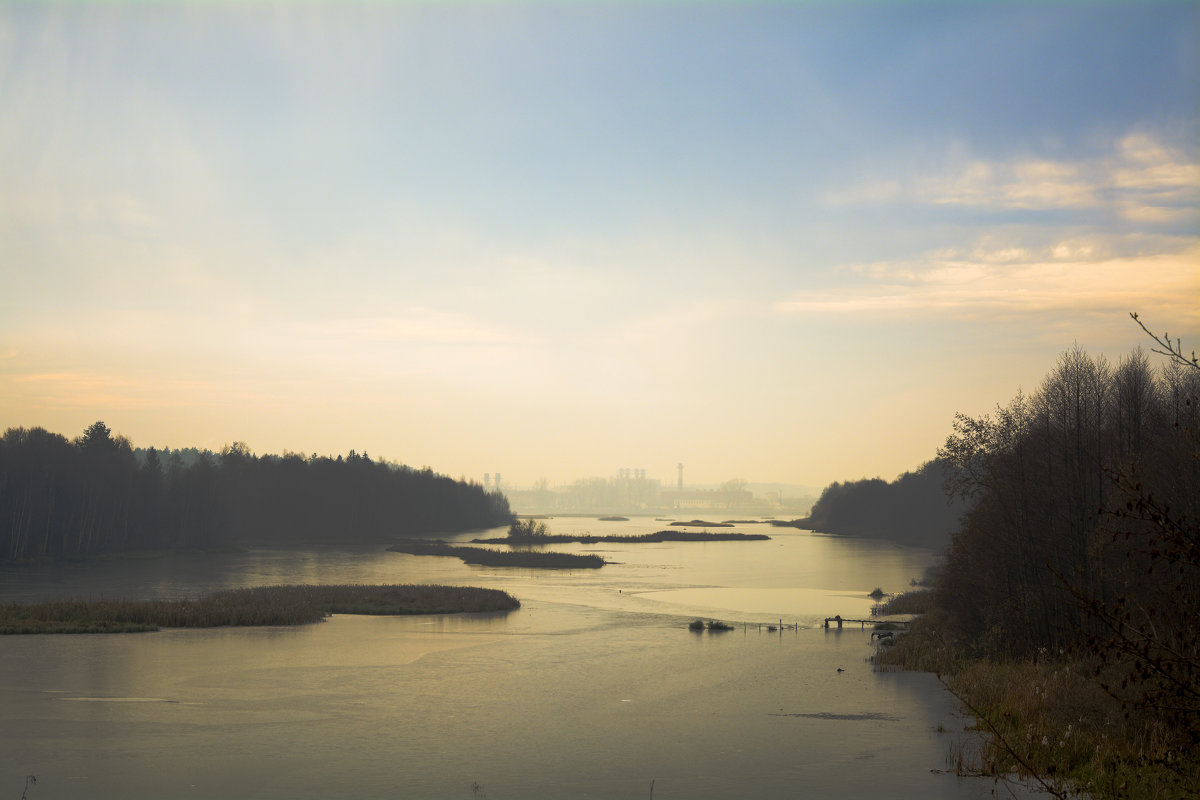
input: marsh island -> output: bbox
[387,539,605,569]
[0,584,520,634]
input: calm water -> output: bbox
[0,518,1021,799]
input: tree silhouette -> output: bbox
[929,317,1200,790]
[0,424,511,560]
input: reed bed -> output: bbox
[388,540,604,568]
[945,659,1198,798]
[472,530,769,545]
[0,584,520,634]
[872,589,934,616]
[875,614,1200,798]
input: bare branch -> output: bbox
[1131,312,1199,370]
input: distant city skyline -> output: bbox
[2,2,1197,489]
[499,464,804,516]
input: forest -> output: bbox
[785,459,963,549]
[933,342,1199,661]
[0,423,512,561]
[884,324,1200,797]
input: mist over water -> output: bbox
[0,519,1030,799]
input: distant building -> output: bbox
[499,467,803,516]
[658,488,754,510]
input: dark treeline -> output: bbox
[787,460,963,549]
[0,422,511,561]
[906,339,1200,794]
[934,345,1200,660]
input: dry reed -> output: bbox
[0,584,520,634]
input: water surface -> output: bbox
[0,519,1023,798]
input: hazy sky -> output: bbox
[2,1,1197,490]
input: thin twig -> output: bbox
[1130,313,1199,370]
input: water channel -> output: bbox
[0,517,1023,799]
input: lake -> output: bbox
[0,517,1025,799]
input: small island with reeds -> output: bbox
[474,519,768,545]
[0,584,520,634]
[387,538,605,569]
[689,619,735,632]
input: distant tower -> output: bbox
[484,473,491,490]
[494,473,502,491]
[677,462,683,491]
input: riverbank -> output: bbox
[875,596,1199,798]
[0,584,520,634]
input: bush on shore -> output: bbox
[507,518,550,539]
[873,589,934,616]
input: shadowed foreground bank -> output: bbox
[0,584,520,634]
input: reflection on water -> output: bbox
[0,518,1028,799]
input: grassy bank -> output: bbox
[871,588,934,618]
[387,540,605,569]
[0,584,520,634]
[875,599,1199,798]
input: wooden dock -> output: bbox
[823,615,911,630]
[685,616,911,633]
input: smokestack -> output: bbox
[677,462,683,492]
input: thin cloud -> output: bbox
[776,244,1200,320]
[917,159,1098,210]
[827,133,1199,218]
[1109,134,1200,224]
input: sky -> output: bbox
[2,1,1198,491]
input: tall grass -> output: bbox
[872,589,934,616]
[872,612,959,674]
[875,615,1200,798]
[946,659,1199,798]
[0,584,520,634]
